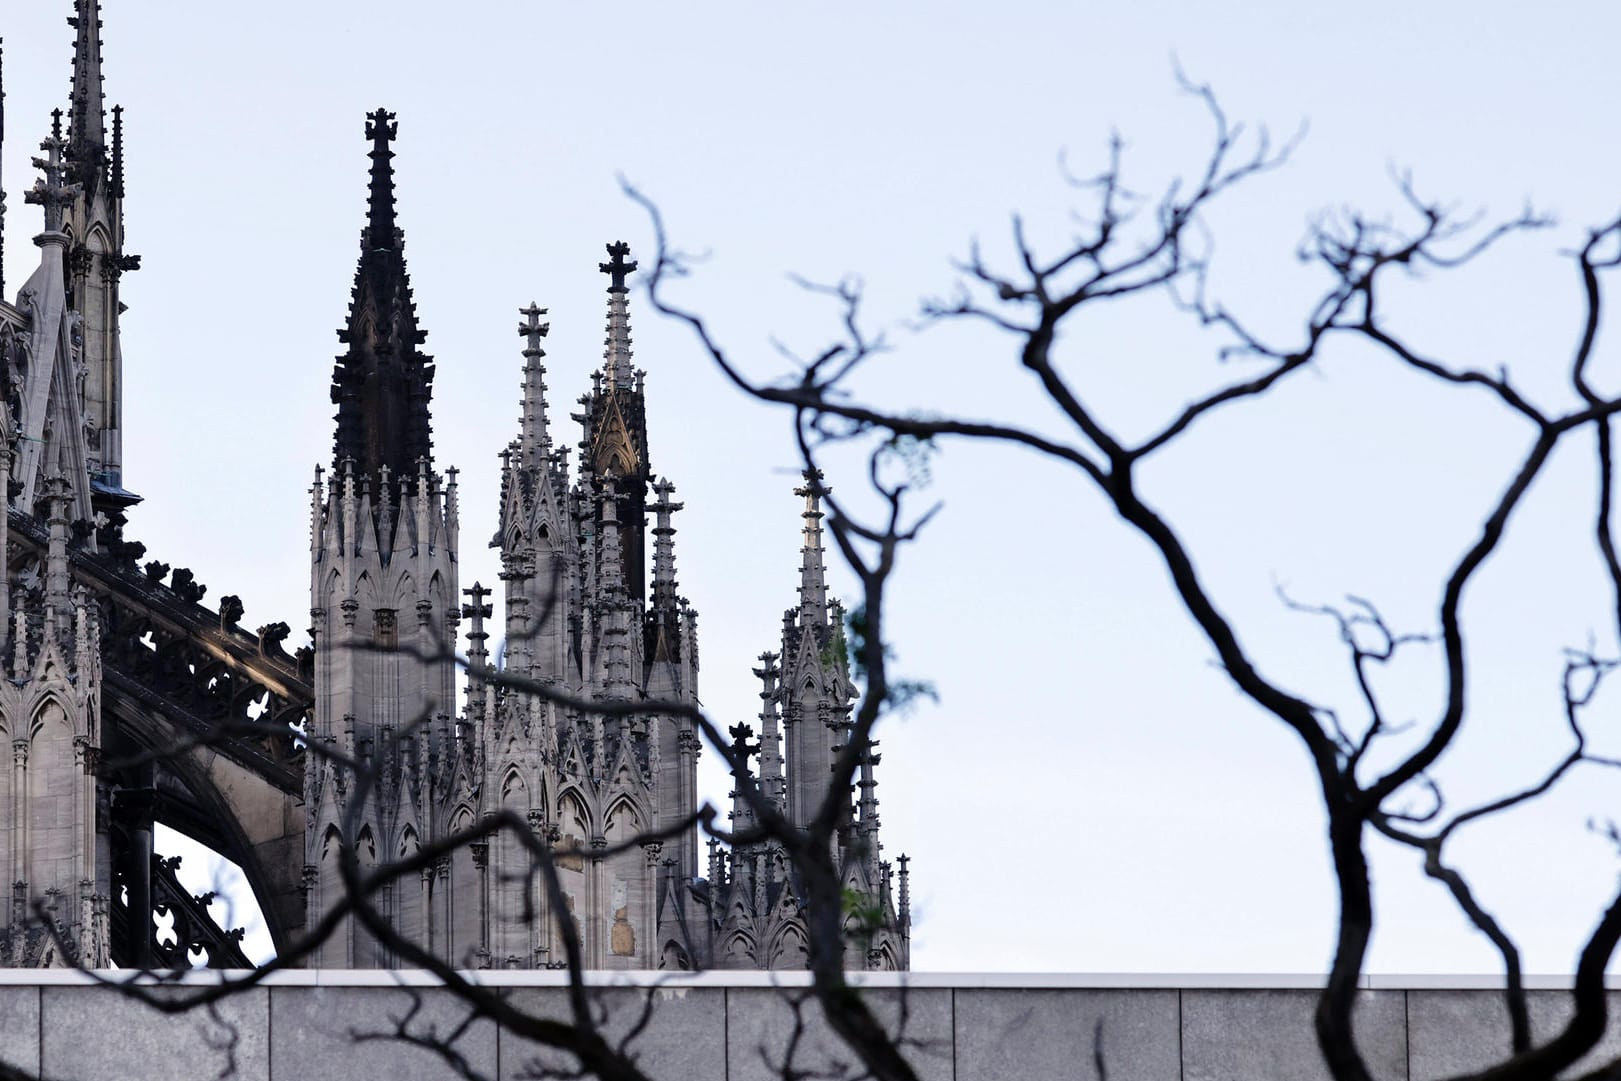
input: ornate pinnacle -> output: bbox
[793,469,830,627]
[517,303,552,465]
[599,242,637,388]
[650,477,684,611]
[110,103,123,198]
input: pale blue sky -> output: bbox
[7,1,1621,974]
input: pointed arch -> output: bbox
[724,932,757,967]
[82,223,111,256]
[768,924,810,970]
[394,823,426,954]
[554,788,589,875]
[500,767,529,805]
[603,796,643,844]
[27,691,77,739]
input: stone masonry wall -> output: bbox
[0,972,1611,1080]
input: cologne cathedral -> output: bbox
[0,2,909,971]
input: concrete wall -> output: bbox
[0,972,1610,1080]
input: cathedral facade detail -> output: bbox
[0,3,908,972]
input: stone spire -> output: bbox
[109,103,123,198]
[649,478,682,614]
[66,0,107,189]
[581,241,651,602]
[461,582,493,720]
[727,722,760,836]
[516,302,552,469]
[599,241,637,389]
[795,469,830,627]
[330,109,435,493]
[855,742,882,884]
[753,652,786,812]
[599,491,635,699]
[897,853,911,939]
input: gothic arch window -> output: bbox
[448,808,481,966]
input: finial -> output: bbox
[599,240,637,294]
[462,581,494,617]
[728,722,758,772]
[365,107,398,149]
[26,131,80,234]
[518,302,550,355]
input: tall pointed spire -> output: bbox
[109,103,123,198]
[795,469,830,627]
[650,478,683,613]
[599,241,637,388]
[754,653,786,812]
[66,0,107,189]
[363,108,398,252]
[331,108,435,493]
[516,302,552,469]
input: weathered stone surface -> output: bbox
[270,985,495,1081]
[41,985,269,1081]
[501,984,727,1081]
[954,988,1180,1081]
[1181,989,1408,1081]
[1408,989,1621,1079]
[727,986,953,1081]
[0,987,40,1077]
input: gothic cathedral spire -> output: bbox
[330,108,435,494]
[307,110,459,967]
[62,0,135,502]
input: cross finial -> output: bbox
[728,722,758,774]
[365,107,397,148]
[462,581,494,620]
[27,130,80,232]
[518,302,550,356]
[599,241,637,294]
